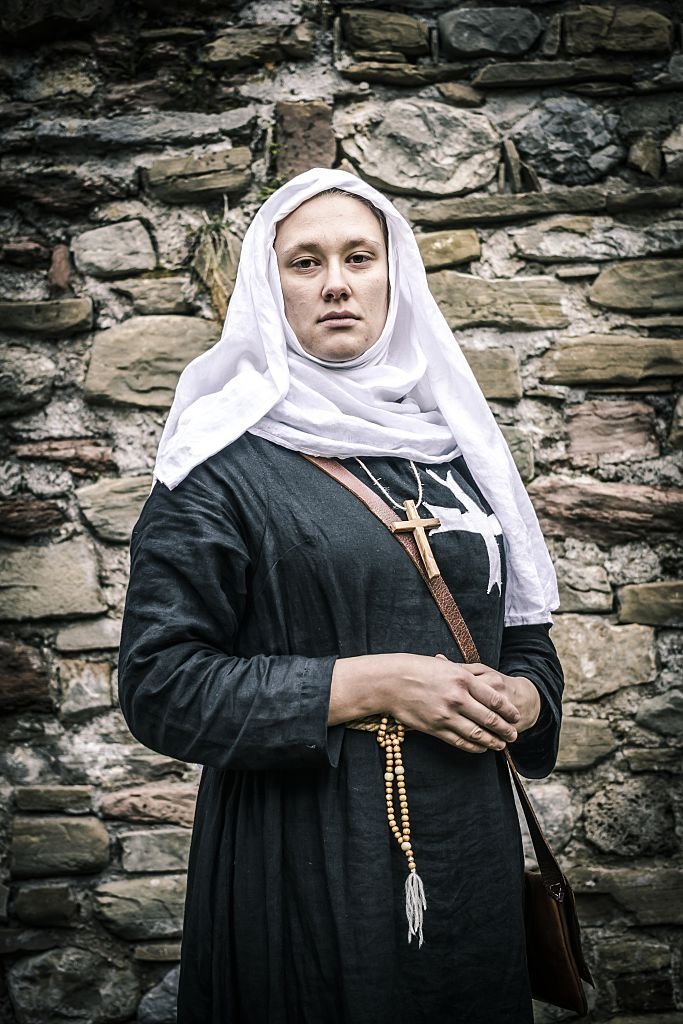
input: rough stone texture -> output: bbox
[145,146,252,203]
[71,220,156,278]
[0,347,56,416]
[77,475,150,543]
[473,58,634,89]
[275,101,335,181]
[0,538,105,621]
[525,780,576,853]
[573,867,683,926]
[13,438,117,476]
[461,347,522,401]
[14,882,81,926]
[342,9,429,56]
[429,271,567,329]
[134,941,182,962]
[629,136,663,179]
[500,426,534,482]
[439,7,541,58]
[138,964,180,1024]
[564,6,674,56]
[100,783,197,827]
[556,559,612,613]
[510,217,683,264]
[14,785,92,813]
[338,60,470,87]
[0,495,65,537]
[555,717,618,770]
[416,229,480,269]
[0,640,51,714]
[671,394,683,448]
[539,335,683,387]
[618,582,683,627]
[120,827,192,873]
[635,690,683,739]
[436,82,484,108]
[590,259,683,313]
[337,100,500,198]
[0,297,93,334]
[84,315,216,408]
[56,617,122,652]
[201,23,314,69]
[11,816,110,878]
[528,477,683,544]
[58,659,112,720]
[584,780,677,857]
[512,97,622,186]
[93,874,186,939]
[112,275,193,315]
[6,946,139,1024]
[566,400,658,467]
[551,615,656,700]
[662,124,683,181]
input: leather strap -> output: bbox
[302,452,567,900]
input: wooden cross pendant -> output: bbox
[390,500,441,580]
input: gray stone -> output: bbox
[0,157,134,212]
[338,61,470,87]
[120,827,192,873]
[629,136,662,179]
[439,7,541,58]
[566,400,658,468]
[473,57,634,89]
[510,216,683,263]
[14,883,81,926]
[113,275,193,315]
[670,395,683,447]
[572,867,683,925]
[461,347,522,401]
[635,689,683,737]
[15,785,92,813]
[551,615,656,701]
[275,101,336,181]
[84,315,217,408]
[429,271,568,329]
[145,146,252,204]
[436,83,484,108]
[0,538,106,620]
[556,717,618,770]
[72,220,156,278]
[564,5,674,56]
[525,780,577,853]
[556,559,612,613]
[100,783,197,827]
[662,124,683,180]
[94,875,186,939]
[134,942,182,962]
[76,475,150,543]
[337,100,500,198]
[0,882,9,921]
[500,426,534,482]
[618,581,683,627]
[55,617,122,652]
[11,815,110,878]
[58,658,112,720]
[139,965,180,1024]
[599,935,671,975]
[201,23,314,69]
[342,9,429,55]
[0,297,92,334]
[584,780,677,857]
[6,946,139,1024]
[417,229,480,269]
[0,639,51,713]
[590,259,683,313]
[624,748,683,773]
[511,97,623,186]
[539,335,683,387]
[0,347,55,416]
[0,928,60,955]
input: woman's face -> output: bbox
[274,192,389,362]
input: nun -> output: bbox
[118,167,563,1024]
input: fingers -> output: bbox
[430,656,520,752]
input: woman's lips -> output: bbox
[319,312,360,328]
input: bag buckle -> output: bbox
[548,881,565,903]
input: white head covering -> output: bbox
[154,167,558,625]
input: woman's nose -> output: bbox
[322,261,351,300]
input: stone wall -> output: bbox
[0,1,682,1021]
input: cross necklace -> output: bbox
[354,458,442,580]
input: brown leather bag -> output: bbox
[302,454,594,1016]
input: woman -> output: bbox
[119,167,563,1024]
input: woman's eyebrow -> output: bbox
[280,237,382,259]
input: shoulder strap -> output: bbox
[302,452,568,901]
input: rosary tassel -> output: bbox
[405,869,427,947]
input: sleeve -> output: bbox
[497,622,564,780]
[117,460,340,772]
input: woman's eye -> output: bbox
[348,254,370,264]
[293,258,317,269]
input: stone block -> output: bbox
[524,780,577,854]
[0,537,105,621]
[6,946,139,1024]
[0,347,56,416]
[500,426,534,482]
[510,216,683,263]
[55,617,122,652]
[551,614,656,700]
[94,874,186,939]
[138,965,180,1024]
[0,927,59,954]
[566,400,658,467]
[528,477,683,544]
[201,23,314,69]
[0,640,51,714]
[624,747,683,773]
[13,438,117,476]
[439,7,541,58]
[84,315,216,408]
[145,147,252,204]
[58,659,112,720]
[473,58,634,89]
[584,779,676,857]
[275,101,336,180]
[11,815,110,878]
[0,158,134,212]
[76,474,150,542]
[337,100,500,198]
[15,785,92,813]
[598,935,671,975]
[429,271,568,329]
[72,220,156,278]
[618,581,683,627]
[0,496,64,537]
[100,783,197,827]
[662,124,683,181]
[556,717,618,770]
[120,827,192,873]
[338,61,469,87]
[0,882,8,921]
[134,941,182,961]
[113,274,193,315]
[457,347,521,402]
[590,259,683,313]
[564,6,674,56]
[539,335,683,387]
[14,882,81,926]
[342,9,429,56]
[416,229,480,269]
[670,395,683,447]
[436,83,484,108]
[556,558,612,613]
[0,297,93,334]
[572,866,683,925]
[629,136,662,179]
[635,689,683,738]
[615,974,675,1014]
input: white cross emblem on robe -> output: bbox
[424,469,503,595]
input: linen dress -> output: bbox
[118,432,563,1024]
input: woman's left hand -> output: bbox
[436,656,541,735]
